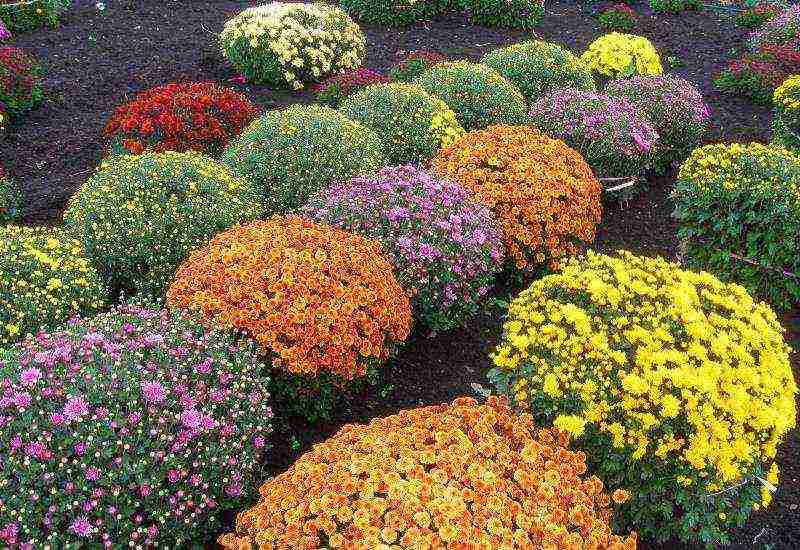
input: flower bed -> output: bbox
[0,45,42,117]
[581,32,663,78]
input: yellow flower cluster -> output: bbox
[220,2,365,90]
[0,226,107,346]
[492,251,796,504]
[580,33,663,78]
[428,95,465,148]
[774,74,800,114]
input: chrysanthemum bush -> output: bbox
[166,217,412,421]
[581,33,663,78]
[771,74,800,152]
[737,0,786,30]
[530,89,659,178]
[748,3,800,52]
[465,0,545,29]
[0,305,273,548]
[714,38,800,104]
[340,82,464,164]
[63,151,262,300]
[219,3,365,90]
[218,396,639,549]
[674,142,800,309]
[0,45,43,117]
[0,0,72,32]
[102,82,260,157]
[432,125,602,273]
[481,40,596,103]
[339,0,449,26]
[302,165,505,332]
[412,61,528,130]
[648,0,701,14]
[222,104,384,214]
[605,75,711,172]
[0,225,106,347]
[0,164,21,223]
[489,250,797,547]
[389,49,448,82]
[598,4,637,32]
[313,67,388,107]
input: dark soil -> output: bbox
[1,1,797,549]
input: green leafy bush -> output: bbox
[0,165,21,223]
[0,0,72,32]
[388,50,448,82]
[0,45,43,117]
[648,0,702,14]
[340,0,449,26]
[466,0,545,29]
[412,61,528,130]
[598,4,637,31]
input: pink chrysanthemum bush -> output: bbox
[0,305,273,548]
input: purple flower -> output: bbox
[180,409,203,430]
[85,467,101,482]
[63,395,90,421]
[141,380,167,404]
[70,516,93,538]
[19,367,42,387]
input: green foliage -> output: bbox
[0,0,72,32]
[466,0,545,29]
[388,50,448,82]
[0,170,21,224]
[597,4,636,32]
[649,0,702,14]
[340,0,450,26]
[270,368,377,422]
[0,46,44,117]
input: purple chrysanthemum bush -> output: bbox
[302,165,505,332]
[0,305,273,548]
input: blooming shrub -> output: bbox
[0,0,71,32]
[63,151,262,300]
[302,165,505,332]
[102,82,260,157]
[490,250,797,546]
[340,82,464,164]
[648,0,702,13]
[0,225,106,347]
[222,104,384,214]
[388,49,448,82]
[0,305,273,548]
[218,396,638,549]
[412,61,527,130]
[736,0,786,29]
[480,40,596,103]
[465,0,545,29]
[598,3,636,31]
[313,67,388,107]
[0,46,43,117]
[530,89,659,178]
[0,164,21,223]
[771,73,800,152]
[581,33,663,78]
[340,0,449,26]
[714,38,800,104]
[432,125,602,272]
[748,3,800,51]
[674,142,800,309]
[219,3,365,90]
[605,75,711,172]
[0,20,10,41]
[167,217,412,420]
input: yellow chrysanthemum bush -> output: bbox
[218,396,638,549]
[580,33,663,79]
[219,2,365,90]
[0,225,107,346]
[489,250,797,547]
[771,74,800,153]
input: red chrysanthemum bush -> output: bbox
[103,82,260,156]
[218,396,638,549]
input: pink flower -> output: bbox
[12,392,31,408]
[85,467,101,482]
[63,395,90,421]
[19,367,41,387]
[141,380,167,404]
[70,516,92,538]
[180,409,203,430]
[253,435,266,449]
[229,74,247,85]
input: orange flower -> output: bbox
[612,489,631,504]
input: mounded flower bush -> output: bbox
[0,45,43,117]
[598,3,637,32]
[222,104,385,214]
[313,67,389,107]
[674,142,800,309]
[748,3,800,52]
[218,396,638,549]
[530,89,659,178]
[302,165,505,332]
[0,305,273,548]
[432,125,602,272]
[466,0,545,30]
[412,61,528,130]
[581,33,663,79]
[102,82,260,157]
[389,49,448,82]
[340,0,449,27]
[0,164,21,223]
[490,250,798,546]
[219,3,365,90]
[166,217,412,421]
[339,82,465,164]
[0,0,72,32]
[649,0,702,13]
[771,74,800,153]
[0,225,106,347]
[63,151,263,300]
[605,75,711,172]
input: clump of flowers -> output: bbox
[313,68,389,107]
[581,33,663,78]
[736,0,786,29]
[530,89,659,178]
[302,165,505,332]
[63,151,263,300]
[0,164,21,223]
[340,0,449,26]
[340,82,465,164]
[102,82,260,157]
[490,250,797,547]
[674,142,800,309]
[771,73,800,152]
[222,104,384,214]
[432,125,602,272]
[219,3,365,90]
[411,61,527,130]
[605,75,711,172]
[648,0,702,14]
[714,38,800,104]
[465,0,545,29]
[0,0,72,32]
[389,49,448,82]
[0,305,273,548]
[748,3,800,51]
[218,396,639,550]
[0,46,43,117]
[167,217,412,421]
[597,3,637,31]
[0,225,106,347]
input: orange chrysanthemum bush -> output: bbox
[432,125,603,273]
[218,396,638,550]
[166,216,412,421]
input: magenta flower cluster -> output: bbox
[302,165,505,332]
[0,305,273,548]
[530,88,659,178]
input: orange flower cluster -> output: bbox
[166,216,412,380]
[432,125,602,271]
[218,396,637,550]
